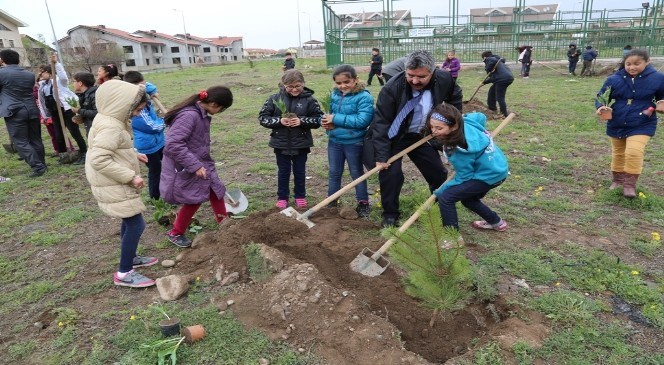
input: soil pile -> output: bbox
[170,209,549,364]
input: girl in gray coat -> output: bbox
[160,86,234,248]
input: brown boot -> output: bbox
[622,173,639,198]
[609,171,625,190]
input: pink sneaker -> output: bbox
[471,220,508,232]
[276,199,288,209]
[295,198,308,208]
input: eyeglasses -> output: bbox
[285,84,304,91]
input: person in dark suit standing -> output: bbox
[0,49,47,177]
[368,50,463,227]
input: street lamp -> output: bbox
[301,12,312,41]
[173,9,189,66]
[296,0,302,57]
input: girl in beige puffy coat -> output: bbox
[85,80,159,288]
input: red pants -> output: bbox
[170,190,227,235]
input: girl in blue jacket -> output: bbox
[427,103,509,232]
[124,71,166,200]
[595,49,664,198]
[321,65,374,217]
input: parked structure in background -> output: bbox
[0,10,29,66]
[245,48,279,59]
[301,40,325,58]
[322,0,664,67]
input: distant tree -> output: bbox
[61,34,124,73]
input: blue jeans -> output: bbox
[568,59,579,74]
[276,153,308,200]
[437,179,503,230]
[327,141,369,201]
[119,213,146,273]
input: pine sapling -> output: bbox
[65,97,78,108]
[318,89,333,114]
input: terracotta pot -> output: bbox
[159,318,181,337]
[599,108,613,121]
[182,324,205,343]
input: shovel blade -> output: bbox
[224,188,248,214]
[350,247,390,277]
[279,207,315,228]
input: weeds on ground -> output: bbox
[244,242,272,282]
[629,231,662,257]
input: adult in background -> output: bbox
[368,49,463,227]
[0,49,47,177]
[481,51,514,118]
[380,56,407,82]
[580,45,598,77]
[567,43,582,76]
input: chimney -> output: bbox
[98,25,106,29]
[150,30,156,33]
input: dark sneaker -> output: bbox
[113,270,155,288]
[167,232,192,248]
[356,201,370,218]
[29,167,47,178]
[326,199,339,208]
[133,256,158,268]
[381,217,398,228]
[72,154,86,165]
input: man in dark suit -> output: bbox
[368,50,463,227]
[0,49,47,177]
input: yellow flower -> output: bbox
[631,270,639,275]
[638,192,646,198]
[555,282,561,286]
[130,315,136,321]
[58,321,64,327]
[652,232,661,241]
[536,186,544,191]
[196,276,201,282]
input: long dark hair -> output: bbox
[618,48,650,70]
[164,86,233,126]
[425,103,466,151]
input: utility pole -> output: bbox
[173,9,190,66]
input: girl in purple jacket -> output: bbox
[160,86,233,248]
[441,50,461,81]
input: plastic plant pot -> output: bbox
[182,324,206,344]
[159,318,181,337]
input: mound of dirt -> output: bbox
[463,99,495,115]
[169,209,549,364]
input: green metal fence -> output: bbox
[323,0,664,67]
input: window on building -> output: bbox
[74,47,86,54]
[203,47,210,53]
[173,57,181,64]
[0,40,4,48]
[485,24,495,31]
[524,23,538,30]
[171,46,180,53]
[204,56,211,62]
[522,8,539,15]
[0,23,10,31]
[155,58,161,64]
[123,46,134,53]
[9,40,14,47]
[143,45,148,51]
[233,56,237,61]
[126,59,136,66]
[145,59,150,65]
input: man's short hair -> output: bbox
[404,50,435,72]
[0,49,20,65]
[285,52,292,56]
[372,47,379,52]
[73,72,96,87]
[481,51,493,58]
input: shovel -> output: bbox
[281,134,434,228]
[151,95,168,117]
[534,60,568,76]
[351,112,515,276]
[224,188,248,215]
[49,55,78,163]
[463,82,485,104]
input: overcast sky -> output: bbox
[2,0,644,49]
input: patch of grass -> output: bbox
[244,242,272,282]
[247,162,275,175]
[595,187,664,212]
[25,231,74,246]
[629,235,662,257]
[479,248,558,285]
[531,290,604,324]
[512,341,535,365]
[7,339,38,362]
[464,341,505,365]
[0,281,61,315]
[52,207,96,227]
[0,254,26,284]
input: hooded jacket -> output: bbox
[483,56,514,85]
[160,103,226,205]
[370,68,463,163]
[327,83,374,145]
[131,82,165,154]
[258,87,323,153]
[596,64,664,138]
[442,57,461,78]
[85,80,146,218]
[567,46,581,61]
[434,112,509,195]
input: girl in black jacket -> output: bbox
[258,69,323,209]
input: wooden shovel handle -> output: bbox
[49,57,69,142]
[151,95,168,115]
[300,134,433,219]
[373,112,515,259]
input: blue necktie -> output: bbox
[387,93,423,139]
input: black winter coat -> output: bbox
[258,87,322,154]
[77,85,98,125]
[370,54,383,71]
[484,56,514,85]
[370,69,463,163]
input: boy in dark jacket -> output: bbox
[258,69,323,209]
[567,43,582,75]
[367,47,384,86]
[580,46,598,76]
[72,72,98,138]
[282,52,295,71]
[481,51,514,117]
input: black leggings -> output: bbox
[50,108,87,153]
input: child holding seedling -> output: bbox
[595,49,664,198]
[85,80,158,288]
[321,64,374,216]
[71,72,98,138]
[159,86,234,248]
[426,103,509,233]
[258,69,323,209]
